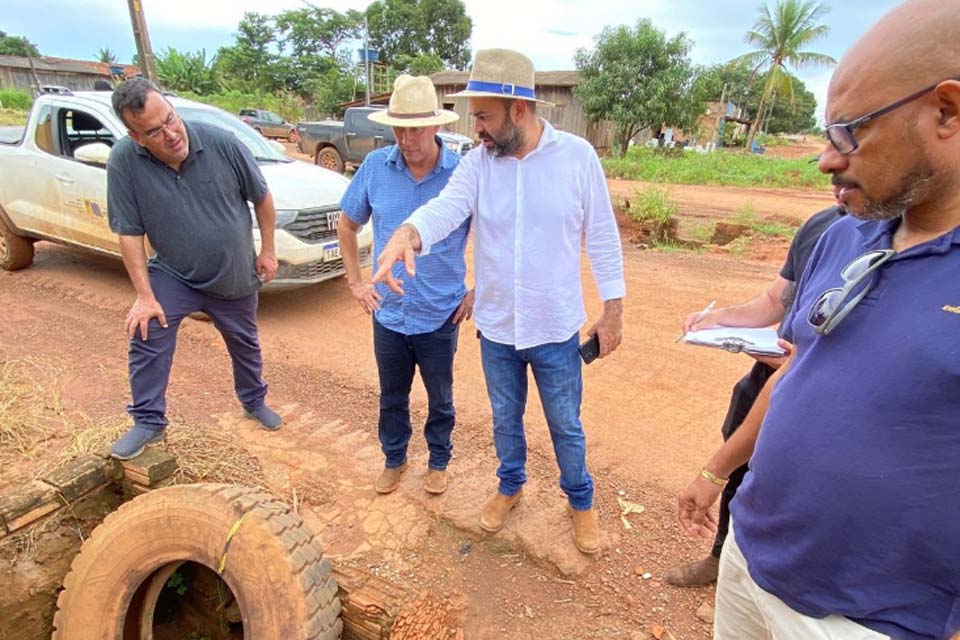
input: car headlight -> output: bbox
[274,209,298,228]
[445,141,459,152]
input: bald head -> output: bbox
[831,0,960,109]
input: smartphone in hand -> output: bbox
[579,333,600,364]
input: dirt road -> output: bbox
[0,179,833,638]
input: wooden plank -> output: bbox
[41,454,111,503]
[118,448,178,486]
[0,480,60,535]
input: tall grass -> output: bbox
[603,146,828,190]
[0,89,33,111]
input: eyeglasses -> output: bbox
[142,110,180,141]
[807,249,896,335]
[824,75,960,154]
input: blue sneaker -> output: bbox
[110,425,165,460]
[244,405,282,430]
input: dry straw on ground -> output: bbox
[163,421,265,487]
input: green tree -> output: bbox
[729,0,835,146]
[393,53,444,76]
[97,47,117,64]
[704,61,817,135]
[273,7,362,99]
[365,0,472,69]
[575,19,707,154]
[155,48,220,95]
[0,30,40,57]
[276,7,362,65]
[215,12,279,92]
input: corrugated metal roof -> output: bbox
[0,54,138,77]
[429,70,581,87]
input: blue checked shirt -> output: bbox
[340,139,470,335]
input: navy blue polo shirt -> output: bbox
[732,215,960,639]
[340,140,469,335]
[107,122,268,300]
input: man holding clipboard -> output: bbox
[667,203,844,586]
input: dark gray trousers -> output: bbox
[127,268,267,430]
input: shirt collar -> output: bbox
[385,135,452,175]
[856,216,960,255]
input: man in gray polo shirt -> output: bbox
[106,77,282,460]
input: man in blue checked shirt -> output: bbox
[338,75,473,497]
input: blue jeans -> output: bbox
[479,332,593,510]
[373,315,459,470]
[128,268,267,431]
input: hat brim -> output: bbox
[367,109,460,127]
[445,89,555,107]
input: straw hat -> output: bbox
[446,49,554,106]
[368,75,459,127]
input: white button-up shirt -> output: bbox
[406,120,625,349]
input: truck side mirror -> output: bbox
[74,142,112,166]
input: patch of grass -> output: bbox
[0,89,32,111]
[732,202,797,239]
[623,186,678,225]
[728,236,752,258]
[752,220,797,239]
[734,202,759,226]
[651,241,699,254]
[603,145,829,190]
[688,222,715,243]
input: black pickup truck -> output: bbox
[296,106,474,173]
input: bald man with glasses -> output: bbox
[677,1,960,638]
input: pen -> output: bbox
[676,299,717,343]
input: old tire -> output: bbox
[0,215,34,270]
[316,146,345,173]
[52,484,342,640]
[287,129,298,143]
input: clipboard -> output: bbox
[680,327,785,357]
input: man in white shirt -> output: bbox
[373,49,626,554]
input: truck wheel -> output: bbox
[0,215,34,270]
[52,484,342,640]
[316,147,345,173]
[287,129,298,143]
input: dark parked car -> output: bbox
[239,109,297,142]
[296,106,474,173]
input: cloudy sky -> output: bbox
[4,0,903,122]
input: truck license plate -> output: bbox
[323,242,341,262]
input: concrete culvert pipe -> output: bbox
[51,484,342,639]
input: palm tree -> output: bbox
[730,0,836,147]
[97,47,118,64]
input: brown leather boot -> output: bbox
[664,554,719,587]
[374,462,408,494]
[424,469,448,495]
[479,489,523,533]
[569,506,601,554]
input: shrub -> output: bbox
[625,187,678,225]
[0,89,32,111]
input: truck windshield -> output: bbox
[177,106,289,163]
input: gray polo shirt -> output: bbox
[107,121,269,299]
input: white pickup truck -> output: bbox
[0,91,372,290]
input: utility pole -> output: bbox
[127,0,158,83]
[363,17,371,106]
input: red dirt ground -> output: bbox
[0,177,834,639]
